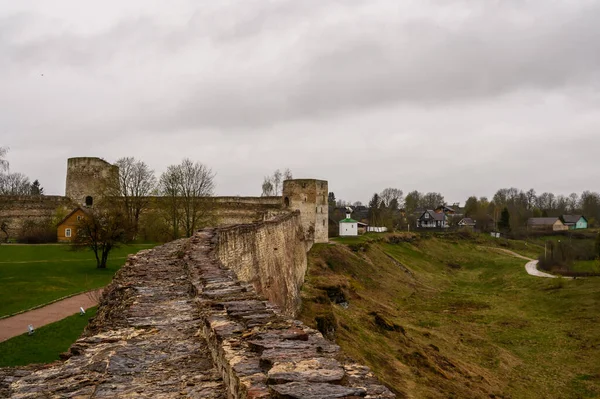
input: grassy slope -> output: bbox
[0,244,154,317]
[0,307,98,367]
[299,233,600,399]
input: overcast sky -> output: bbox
[1,0,599,205]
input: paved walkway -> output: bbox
[0,289,102,342]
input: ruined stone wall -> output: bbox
[0,195,74,236]
[214,211,308,316]
[282,179,329,244]
[0,195,283,239]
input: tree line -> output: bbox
[329,186,600,232]
[0,147,44,195]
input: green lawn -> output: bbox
[572,260,600,273]
[0,307,97,367]
[0,244,155,317]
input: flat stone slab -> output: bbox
[270,381,367,398]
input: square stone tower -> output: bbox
[282,179,328,243]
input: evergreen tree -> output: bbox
[30,179,44,195]
[368,193,381,225]
[498,207,511,232]
[328,192,336,206]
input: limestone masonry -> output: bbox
[0,231,395,398]
[0,157,328,244]
[66,157,119,207]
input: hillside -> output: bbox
[298,233,600,398]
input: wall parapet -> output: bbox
[213,211,308,316]
[186,231,395,398]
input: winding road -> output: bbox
[488,248,571,279]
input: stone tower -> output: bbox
[282,179,328,243]
[65,157,119,207]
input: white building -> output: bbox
[339,209,358,236]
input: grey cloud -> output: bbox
[1,1,600,201]
[145,1,600,130]
[3,1,600,133]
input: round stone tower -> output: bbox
[65,157,119,207]
[282,179,328,243]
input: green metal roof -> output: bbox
[339,218,358,223]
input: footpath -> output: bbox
[490,248,573,279]
[0,289,102,343]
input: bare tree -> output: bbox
[567,193,579,212]
[72,204,130,269]
[379,188,404,208]
[422,192,445,209]
[114,157,156,236]
[160,159,215,238]
[0,147,8,172]
[260,168,292,196]
[159,164,183,239]
[0,172,31,195]
[261,177,274,196]
[272,169,283,195]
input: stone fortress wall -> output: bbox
[214,211,308,316]
[282,179,329,244]
[0,195,75,236]
[0,157,325,239]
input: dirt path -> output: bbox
[0,289,102,343]
[487,247,573,279]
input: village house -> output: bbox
[527,217,568,232]
[417,210,449,228]
[57,207,86,243]
[560,215,588,230]
[457,217,476,229]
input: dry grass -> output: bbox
[299,234,600,398]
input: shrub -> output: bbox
[315,312,338,341]
[348,242,370,252]
[137,211,171,243]
[385,233,418,244]
[17,219,56,243]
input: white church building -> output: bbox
[339,208,358,237]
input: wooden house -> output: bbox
[527,217,568,232]
[57,207,87,243]
[560,215,588,230]
[417,210,449,228]
[457,217,476,230]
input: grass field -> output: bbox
[0,307,97,367]
[0,244,155,317]
[300,232,600,398]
